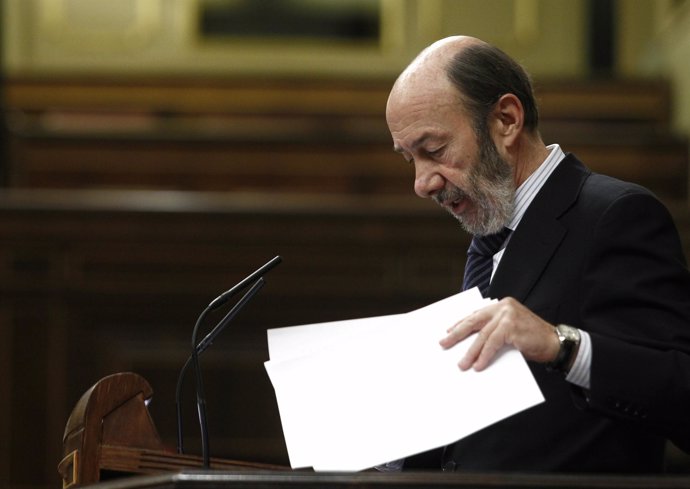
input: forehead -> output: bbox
[386,77,470,149]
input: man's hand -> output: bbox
[439,297,560,371]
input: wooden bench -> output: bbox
[4,77,687,199]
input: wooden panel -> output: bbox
[7,132,688,199]
[536,79,673,122]
[4,77,675,121]
[62,469,690,489]
[8,137,409,194]
[4,77,688,200]
[4,78,392,116]
[0,189,467,488]
[3,75,690,488]
[2,189,690,488]
[0,304,12,489]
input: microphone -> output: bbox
[175,255,282,466]
[207,255,282,310]
[196,278,266,356]
[175,278,265,456]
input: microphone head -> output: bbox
[208,256,282,310]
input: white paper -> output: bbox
[264,288,544,471]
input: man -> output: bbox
[386,35,690,473]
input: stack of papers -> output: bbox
[264,287,544,471]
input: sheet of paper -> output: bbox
[264,288,544,471]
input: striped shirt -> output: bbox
[493,144,591,389]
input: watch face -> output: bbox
[560,325,580,343]
[549,325,580,373]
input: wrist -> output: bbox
[546,324,581,373]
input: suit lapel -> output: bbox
[489,154,590,302]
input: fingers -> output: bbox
[439,306,501,371]
[439,297,557,371]
[439,308,486,349]
[461,321,505,371]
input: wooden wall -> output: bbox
[1,76,689,488]
[2,77,688,200]
[0,189,469,488]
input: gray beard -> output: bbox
[433,137,515,236]
[435,183,513,236]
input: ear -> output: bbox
[490,93,524,149]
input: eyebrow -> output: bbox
[393,132,434,154]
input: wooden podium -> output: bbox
[57,372,282,488]
[59,372,690,489]
[57,468,690,489]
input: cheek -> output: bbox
[443,144,475,174]
[439,157,472,192]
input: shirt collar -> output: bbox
[507,144,566,231]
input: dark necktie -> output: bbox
[462,227,512,296]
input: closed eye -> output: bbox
[427,146,445,158]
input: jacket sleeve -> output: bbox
[580,188,690,452]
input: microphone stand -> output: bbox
[190,313,210,467]
[175,255,282,466]
[176,277,265,457]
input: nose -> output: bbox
[413,160,444,198]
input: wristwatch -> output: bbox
[546,324,581,373]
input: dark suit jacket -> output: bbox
[411,154,690,473]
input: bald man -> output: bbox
[385,36,690,473]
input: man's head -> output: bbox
[445,39,539,137]
[386,36,542,236]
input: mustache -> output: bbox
[433,185,468,206]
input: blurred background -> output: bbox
[1,1,690,488]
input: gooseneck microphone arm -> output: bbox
[175,277,266,455]
[197,277,266,356]
[175,255,282,465]
[190,308,210,467]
